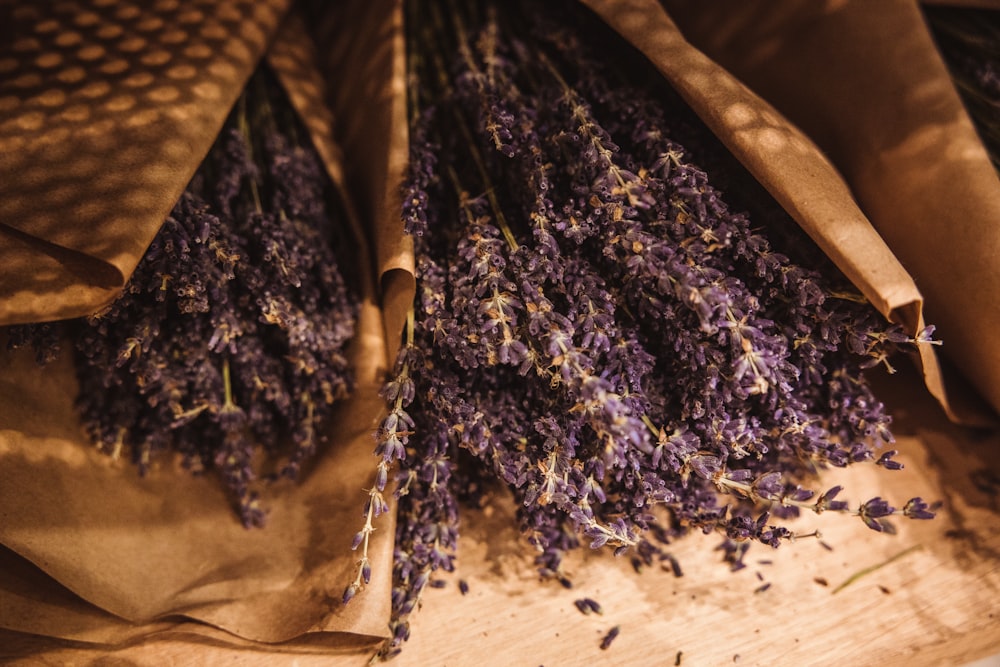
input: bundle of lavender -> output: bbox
[349,0,938,655]
[923,5,1000,172]
[6,66,359,527]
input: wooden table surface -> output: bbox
[3,367,1000,666]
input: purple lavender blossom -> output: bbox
[360,0,936,657]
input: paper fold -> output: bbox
[307,0,413,353]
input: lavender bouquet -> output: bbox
[7,66,359,527]
[342,0,943,656]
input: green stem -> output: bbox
[237,94,264,214]
[222,357,235,409]
[831,544,922,594]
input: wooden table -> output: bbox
[3,367,1000,666]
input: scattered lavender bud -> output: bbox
[876,451,904,471]
[902,497,936,520]
[574,597,603,615]
[663,555,684,578]
[718,540,750,572]
[600,626,621,650]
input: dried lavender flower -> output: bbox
[600,625,621,650]
[574,597,603,615]
[362,0,937,656]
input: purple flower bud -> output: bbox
[859,497,896,531]
[816,486,848,513]
[861,497,895,518]
[688,455,721,480]
[589,533,610,549]
[366,458,385,487]
[351,531,365,551]
[785,486,815,503]
[600,625,621,650]
[727,469,752,483]
[751,472,783,501]
[876,450,904,471]
[902,497,936,520]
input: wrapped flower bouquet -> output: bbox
[2,0,1000,665]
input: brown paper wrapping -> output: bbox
[0,545,379,654]
[0,0,394,648]
[655,0,1000,424]
[2,0,996,656]
[308,0,413,355]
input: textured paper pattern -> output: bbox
[0,0,289,325]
